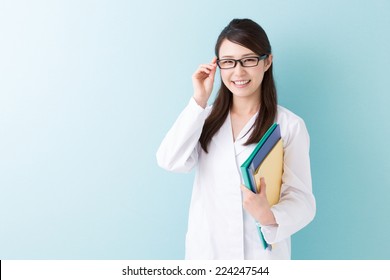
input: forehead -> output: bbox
[218,39,255,58]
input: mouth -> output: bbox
[232,80,250,87]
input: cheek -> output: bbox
[220,72,231,87]
[252,71,265,85]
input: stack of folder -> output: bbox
[240,123,284,249]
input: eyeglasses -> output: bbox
[216,55,268,69]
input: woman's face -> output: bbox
[218,39,272,99]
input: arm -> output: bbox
[156,98,210,172]
[261,118,316,243]
[156,58,217,173]
[241,118,316,243]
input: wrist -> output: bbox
[256,208,277,226]
[193,95,208,108]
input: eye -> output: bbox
[220,59,235,66]
[242,57,258,63]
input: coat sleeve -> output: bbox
[260,117,316,244]
[156,98,211,173]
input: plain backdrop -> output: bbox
[1,0,390,259]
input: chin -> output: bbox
[230,88,259,98]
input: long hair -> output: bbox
[199,18,277,153]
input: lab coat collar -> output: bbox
[227,111,258,156]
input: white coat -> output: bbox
[156,98,316,260]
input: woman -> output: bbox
[156,18,316,260]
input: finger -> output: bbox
[193,67,212,78]
[259,177,266,195]
[197,65,214,74]
[210,59,217,71]
[197,66,217,81]
[201,60,217,71]
[208,59,218,78]
[208,65,217,81]
[200,63,215,69]
[240,184,252,193]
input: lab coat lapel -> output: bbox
[213,112,236,161]
[211,111,258,158]
[233,112,258,156]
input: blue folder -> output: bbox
[241,123,281,193]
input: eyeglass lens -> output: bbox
[217,55,267,69]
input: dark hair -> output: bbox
[199,18,277,153]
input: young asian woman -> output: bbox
[156,18,316,260]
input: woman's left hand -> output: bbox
[240,177,277,226]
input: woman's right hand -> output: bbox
[192,57,217,108]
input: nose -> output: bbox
[233,62,246,75]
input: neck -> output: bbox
[231,94,260,116]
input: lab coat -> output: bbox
[156,98,316,260]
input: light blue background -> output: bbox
[1,0,389,259]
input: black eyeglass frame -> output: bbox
[216,54,269,69]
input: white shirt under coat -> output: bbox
[156,98,316,260]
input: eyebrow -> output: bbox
[219,53,257,59]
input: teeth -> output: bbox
[234,80,249,85]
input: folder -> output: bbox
[240,123,284,249]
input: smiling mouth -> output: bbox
[233,80,250,85]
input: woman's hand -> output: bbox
[192,57,217,108]
[240,177,277,226]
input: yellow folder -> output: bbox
[254,138,284,206]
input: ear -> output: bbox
[264,54,273,72]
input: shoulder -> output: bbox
[276,105,310,146]
[276,105,305,125]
